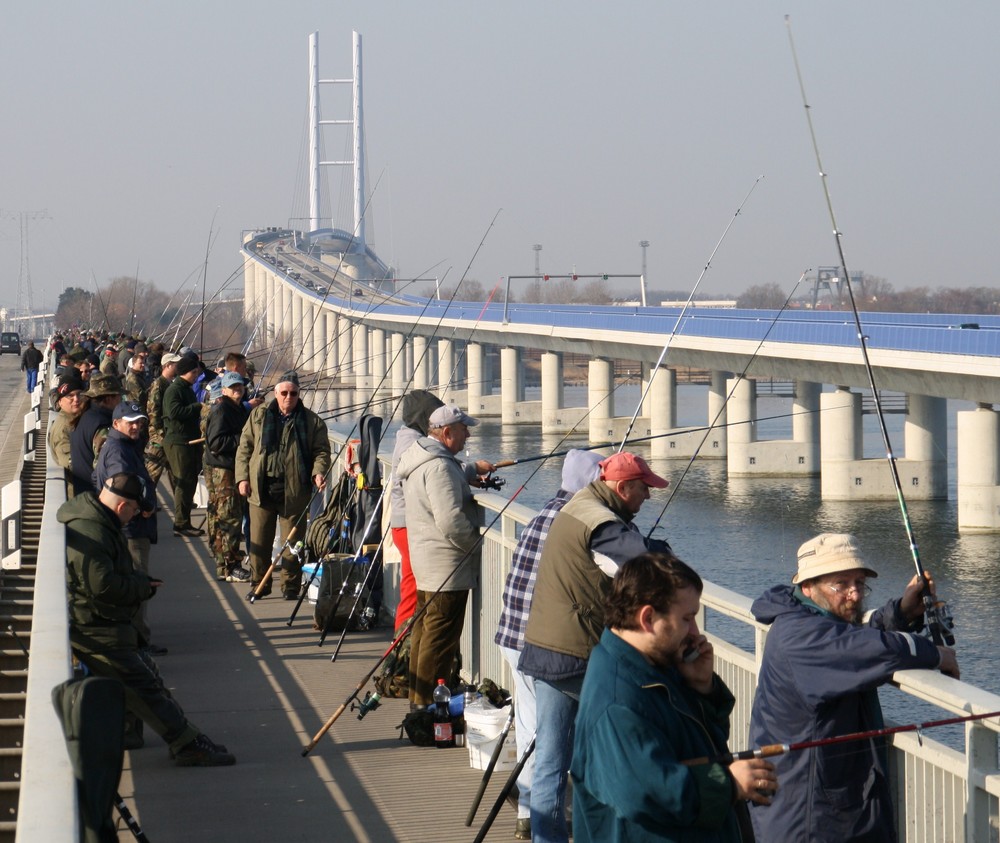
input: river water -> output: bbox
[325,382,1000,739]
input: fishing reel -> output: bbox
[929,599,955,647]
[351,690,382,720]
[479,475,506,492]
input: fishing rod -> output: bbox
[128,262,140,338]
[617,176,763,454]
[90,271,112,333]
[645,271,808,539]
[786,15,954,646]
[685,708,1000,767]
[199,208,220,355]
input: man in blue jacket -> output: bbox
[572,551,776,842]
[749,533,960,842]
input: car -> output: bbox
[0,332,21,355]
[353,288,364,297]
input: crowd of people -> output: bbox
[43,332,963,840]
[45,329,332,771]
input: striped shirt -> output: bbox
[494,490,572,651]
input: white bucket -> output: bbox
[465,701,517,771]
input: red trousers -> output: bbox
[393,527,417,632]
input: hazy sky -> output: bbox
[4,2,998,313]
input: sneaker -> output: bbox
[226,566,251,583]
[173,734,235,767]
[514,818,531,840]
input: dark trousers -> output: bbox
[74,646,200,754]
[408,589,468,706]
[163,442,202,529]
[248,501,307,593]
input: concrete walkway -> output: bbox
[116,510,521,842]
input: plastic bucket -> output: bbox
[464,701,516,771]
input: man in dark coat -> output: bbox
[70,374,122,495]
[60,472,234,766]
[162,357,204,537]
[749,533,960,842]
[20,341,44,392]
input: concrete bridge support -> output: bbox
[649,367,677,459]
[370,328,387,393]
[391,332,406,395]
[352,322,369,389]
[291,291,303,363]
[337,315,354,385]
[588,357,615,442]
[467,343,485,412]
[904,394,948,498]
[540,352,587,434]
[243,262,256,332]
[501,347,534,424]
[413,337,429,390]
[957,406,1000,532]
[438,339,455,402]
[323,312,337,376]
[302,299,317,372]
[727,378,819,477]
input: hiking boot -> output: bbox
[514,817,531,840]
[282,589,299,601]
[226,566,251,583]
[250,582,272,598]
[173,525,205,538]
[173,734,235,767]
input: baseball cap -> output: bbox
[161,352,182,367]
[428,404,479,429]
[792,533,879,584]
[220,371,245,390]
[599,452,669,488]
[113,402,147,422]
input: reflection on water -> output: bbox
[322,383,1000,715]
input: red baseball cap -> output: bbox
[599,452,669,488]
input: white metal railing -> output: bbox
[15,352,77,843]
[359,429,1000,843]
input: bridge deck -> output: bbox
[115,522,516,842]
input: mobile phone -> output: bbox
[682,644,699,664]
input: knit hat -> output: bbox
[792,533,879,584]
[175,357,200,377]
[277,371,300,389]
[402,389,445,435]
[56,374,86,398]
[561,450,603,494]
[599,452,669,488]
[102,473,145,503]
[85,374,123,399]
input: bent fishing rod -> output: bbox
[617,175,763,453]
[684,708,1000,767]
[787,15,954,646]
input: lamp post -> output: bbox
[638,240,649,306]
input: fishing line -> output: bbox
[786,15,953,646]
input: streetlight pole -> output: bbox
[638,240,649,307]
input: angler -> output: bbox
[748,533,959,842]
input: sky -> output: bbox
[3,1,999,313]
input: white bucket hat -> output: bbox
[792,533,879,584]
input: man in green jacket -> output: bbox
[162,356,204,536]
[571,552,775,842]
[236,371,330,598]
[60,472,234,766]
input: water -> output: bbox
[323,383,1000,739]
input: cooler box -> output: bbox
[302,561,321,604]
[465,700,517,771]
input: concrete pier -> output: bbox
[958,405,1000,532]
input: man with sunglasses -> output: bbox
[748,533,960,843]
[236,371,330,598]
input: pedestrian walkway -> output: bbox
[115,515,520,842]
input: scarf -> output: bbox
[262,399,310,486]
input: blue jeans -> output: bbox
[501,646,536,820]
[531,676,582,843]
[25,368,38,393]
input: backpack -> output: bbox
[374,634,411,698]
[398,708,435,747]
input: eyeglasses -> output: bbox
[278,390,299,397]
[823,580,872,597]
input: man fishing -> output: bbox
[572,551,774,842]
[748,532,960,842]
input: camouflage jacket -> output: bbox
[123,369,149,413]
[146,375,171,446]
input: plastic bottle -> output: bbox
[433,679,455,748]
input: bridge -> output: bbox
[9,347,1000,841]
[241,234,1000,533]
